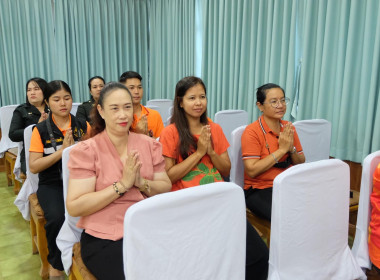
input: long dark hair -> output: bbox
[90,82,132,137]
[25,77,49,105]
[171,76,208,160]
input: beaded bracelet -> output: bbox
[113,182,124,196]
[139,179,150,193]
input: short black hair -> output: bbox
[88,76,105,90]
[256,83,285,104]
[45,80,72,101]
[25,77,49,104]
[119,71,142,83]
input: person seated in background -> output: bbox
[66,82,171,280]
[242,83,305,222]
[369,163,380,274]
[29,80,89,278]
[76,76,105,124]
[119,71,164,138]
[159,76,269,280]
[9,77,50,177]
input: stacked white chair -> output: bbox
[123,182,246,280]
[230,125,247,187]
[56,144,82,275]
[268,159,366,280]
[0,105,19,157]
[352,151,380,271]
[146,99,173,126]
[293,119,331,162]
[14,124,39,220]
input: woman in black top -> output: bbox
[9,77,50,176]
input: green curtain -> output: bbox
[0,0,56,106]
[53,0,150,103]
[148,0,197,100]
[201,0,298,121]
[296,0,380,162]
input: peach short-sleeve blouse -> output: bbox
[68,130,166,241]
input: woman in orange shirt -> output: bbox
[160,76,269,280]
[369,163,380,273]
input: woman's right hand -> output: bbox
[38,112,48,123]
[120,150,142,192]
[62,128,75,149]
[196,125,210,157]
[278,123,294,153]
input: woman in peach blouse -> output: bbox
[66,82,171,279]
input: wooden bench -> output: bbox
[5,147,22,194]
[70,242,96,280]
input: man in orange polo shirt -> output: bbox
[119,71,164,138]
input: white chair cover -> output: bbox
[230,125,247,188]
[214,110,249,147]
[70,102,81,116]
[146,99,173,126]
[13,141,23,181]
[268,159,366,280]
[293,119,331,162]
[123,182,246,280]
[14,125,38,220]
[56,144,82,275]
[0,105,19,157]
[352,151,380,270]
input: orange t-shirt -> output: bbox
[29,115,91,153]
[241,116,303,190]
[369,163,380,268]
[131,104,164,138]
[159,122,229,191]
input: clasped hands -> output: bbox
[278,123,295,153]
[196,125,214,157]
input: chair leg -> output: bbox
[30,216,38,254]
[13,179,21,194]
[36,220,49,279]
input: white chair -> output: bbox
[56,144,83,275]
[352,151,380,270]
[214,110,249,159]
[146,99,173,126]
[230,125,247,187]
[293,119,331,162]
[268,159,366,280]
[0,105,19,157]
[13,141,23,181]
[123,182,246,280]
[70,102,81,116]
[14,124,39,220]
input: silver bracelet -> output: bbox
[271,153,279,164]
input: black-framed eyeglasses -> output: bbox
[263,97,290,108]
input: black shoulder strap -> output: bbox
[46,117,58,152]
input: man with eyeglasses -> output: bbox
[241,83,305,222]
[119,71,164,138]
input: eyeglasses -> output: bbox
[263,97,290,108]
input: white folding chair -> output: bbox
[14,124,39,220]
[70,102,81,116]
[230,125,247,187]
[123,182,246,280]
[146,99,173,126]
[0,105,19,157]
[293,119,331,162]
[56,144,83,275]
[214,110,249,146]
[268,159,366,280]
[352,151,380,270]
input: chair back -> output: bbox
[0,105,19,157]
[56,144,83,275]
[214,110,249,146]
[70,103,81,116]
[230,125,247,187]
[352,151,380,269]
[293,119,331,162]
[13,141,23,180]
[146,99,173,126]
[268,159,365,280]
[14,124,39,220]
[123,182,246,280]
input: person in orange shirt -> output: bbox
[369,163,380,273]
[119,71,164,138]
[29,80,89,278]
[160,76,269,280]
[242,83,305,222]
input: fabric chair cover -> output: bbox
[13,141,23,181]
[230,125,247,187]
[56,144,83,275]
[214,110,249,147]
[14,125,38,220]
[70,102,81,116]
[352,151,380,270]
[268,159,366,280]
[0,105,19,157]
[146,99,173,126]
[293,119,331,162]
[123,182,246,280]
